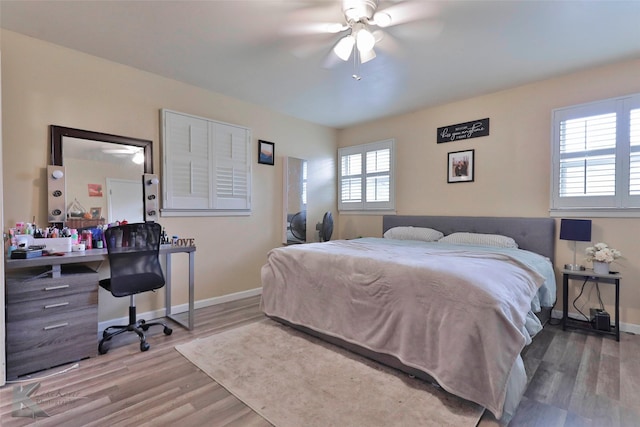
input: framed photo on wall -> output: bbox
[447,149,474,183]
[258,140,275,165]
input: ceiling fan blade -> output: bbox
[377,0,442,27]
[387,20,444,41]
[280,21,346,37]
[281,1,344,35]
[289,35,338,59]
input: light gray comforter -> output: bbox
[260,238,554,419]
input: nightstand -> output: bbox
[562,268,620,341]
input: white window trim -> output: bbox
[338,139,396,213]
[161,109,252,217]
[550,92,640,217]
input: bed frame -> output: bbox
[382,215,555,261]
[270,215,556,418]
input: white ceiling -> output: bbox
[2,0,639,129]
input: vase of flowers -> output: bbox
[585,242,622,274]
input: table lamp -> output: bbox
[559,218,592,271]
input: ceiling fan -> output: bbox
[286,0,443,80]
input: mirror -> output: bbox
[50,126,153,227]
[282,157,307,245]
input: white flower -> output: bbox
[585,242,622,264]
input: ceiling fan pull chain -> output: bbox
[352,48,362,81]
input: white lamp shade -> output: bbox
[356,28,375,53]
[334,35,355,61]
[360,48,376,63]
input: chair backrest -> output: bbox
[104,222,165,297]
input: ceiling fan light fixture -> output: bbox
[345,7,365,22]
[360,48,376,64]
[334,35,355,61]
[373,11,391,27]
[356,27,375,53]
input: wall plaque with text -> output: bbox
[437,118,490,143]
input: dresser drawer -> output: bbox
[5,265,99,379]
[6,288,98,322]
[6,320,97,379]
[6,306,98,354]
[6,266,98,303]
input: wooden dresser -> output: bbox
[5,265,99,379]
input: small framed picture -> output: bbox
[88,183,103,197]
[447,149,475,183]
[90,207,102,219]
[258,140,275,165]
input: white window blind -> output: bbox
[162,109,251,216]
[558,112,616,198]
[339,139,395,212]
[551,93,640,215]
[630,108,640,195]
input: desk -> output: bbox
[562,268,620,341]
[5,244,196,330]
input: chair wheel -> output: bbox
[141,324,150,331]
[98,341,110,355]
[140,342,150,352]
[164,327,173,335]
[139,319,146,324]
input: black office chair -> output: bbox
[98,222,172,354]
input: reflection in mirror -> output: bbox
[50,126,152,228]
[283,157,307,245]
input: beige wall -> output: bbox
[3,27,640,329]
[1,30,337,321]
[337,58,640,328]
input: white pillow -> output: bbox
[438,232,518,248]
[383,226,444,242]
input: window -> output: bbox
[338,139,395,212]
[551,93,640,215]
[161,109,251,216]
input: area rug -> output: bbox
[175,319,484,426]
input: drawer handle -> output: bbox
[44,302,70,309]
[43,322,69,330]
[44,285,70,291]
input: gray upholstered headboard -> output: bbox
[382,215,555,261]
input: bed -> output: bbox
[260,215,556,422]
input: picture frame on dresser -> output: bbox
[90,207,102,219]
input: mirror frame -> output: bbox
[50,125,153,173]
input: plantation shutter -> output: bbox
[629,108,640,196]
[551,92,640,213]
[164,112,210,209]
[558,112,617,198]
[339,139,395,211]
[212,123,251,210]
[162,110,251,215]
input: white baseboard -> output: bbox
[551,309,640,335]
[98,286,262,332]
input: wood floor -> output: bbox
[1,296,639,427]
